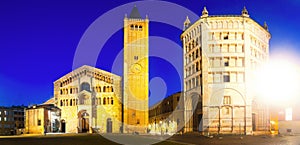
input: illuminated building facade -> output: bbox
[148,92,184,135]
[181,7,271,134]
[53,65,122,133]
[25,104,60,134]
[123,6,149,133]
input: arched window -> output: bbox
[60,90,63,95]
[80,82,91,92]
[111,86,114,92]
[66,99,68,106]
[130,25,134,30]
[60,100,63,106]
[103,97,106,105]
[111,97,114,105]
[103,86,106,92]
[70,99,72,106]
[139,25,142,31]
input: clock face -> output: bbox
[131,63,142,73]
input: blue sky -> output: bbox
[0,0,299,106]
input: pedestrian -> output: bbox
[44,125,47,136]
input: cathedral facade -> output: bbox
[53,65,122,133]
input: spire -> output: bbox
[242,6,249,17]
[201,7,209,18]
[263,21,269,31]
[183,16,191,30]
[129,5,142,19]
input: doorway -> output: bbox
[61,120,66,133]
[107,118,112,133]
[78,110,90,133]
[82,118,89,132]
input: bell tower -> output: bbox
[123,6,149,133]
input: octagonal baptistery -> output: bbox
[53,65,122,133]
[181,7,270,135]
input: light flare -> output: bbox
[253,53,300,106]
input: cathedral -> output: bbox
[48,6,149,133]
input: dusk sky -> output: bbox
[0,0,299,106]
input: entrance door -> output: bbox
[82,118,89,132]
[61,120,66,133]
[107,118,112,133]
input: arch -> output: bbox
[80,82,90,92]
[185,92,202,132]
[111,86,114,92]
[70,99,73,106]
[77,110,89,133]
[103,97,106,105]
[111,97,114,105]
[228,20,233,28]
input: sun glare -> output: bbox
[253,53,300,106]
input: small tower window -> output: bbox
[134,56,138,60]
[130,25,134,30]
[223,96,231,105]
[224,35,229,40]
[223,75,230,82]
[224,58,229,66]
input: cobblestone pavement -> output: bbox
[0,133,299,145]
[168,133,300,145]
